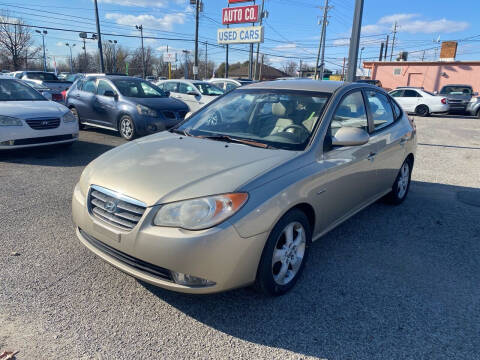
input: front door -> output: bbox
[75,78,97,121]
[314,90,380,233]
[178,82,202,112]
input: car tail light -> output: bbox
[441,98,447,104]
[52,93,63,101]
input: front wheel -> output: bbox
[415,104,430,117]
[254,209,311,296]
[119,115,136,141]
[385,159,412,205]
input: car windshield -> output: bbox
[65,74,80,82]
[176,89,330,151]
[112,79,166,98]
[0,79,47,101]
[440,86,472,95]
[27,72,59,81]
[195,82,225,96]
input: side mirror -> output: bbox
[331,127,369,147]
[104,90,117,98]
[433,91,438,95]
[184,112,192,119]
[187,90,199,96]
[164,90,170,97]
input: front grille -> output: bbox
[25,117,60,130]
[79,229,173,281]
[88,185,146,230]
[448,99,464,104]
[11,134,74,145]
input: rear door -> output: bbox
[364,90,407,192]
[75,78,98,122]
[400,89,422,112]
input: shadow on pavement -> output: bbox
[0,139,116,167]
[142,181,480,359]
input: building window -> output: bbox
[393,67,402,75]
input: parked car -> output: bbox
[146,76,157,82]
[436,84,477,113]
[22,79,53,100]
[466,95,480,118]
[72,80,416,296]
[389,87,448,116]
[12,71,72,102]
[66,75,189,140]
[356,79,383,87]
[0,78,78,149]
[208,78,255,92]
[156,79,225,112]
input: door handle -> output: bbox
[367,152,377,161]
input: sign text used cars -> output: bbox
[217,25,264,44]
[222,5,259,24]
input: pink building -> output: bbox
[363,61,480,93]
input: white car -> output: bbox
[208,78,255,92]
[389,87,449,116]
[0,78,78,149]
[156,79,224,112]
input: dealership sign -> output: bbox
[222,5,258,24]
[217,25,264,44]
[163,52,177,63]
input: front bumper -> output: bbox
[447,102,468,112]
[72,183,267,294]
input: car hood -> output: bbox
[0,100,68,118]
[81,132,298,206]
[127,97,188,111]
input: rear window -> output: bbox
[440,86,472,95]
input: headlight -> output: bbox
[153,193,248,230]
[136,104,157,117]
[63,111,76,123]
[0,115,23,126]
[469,97,479,103]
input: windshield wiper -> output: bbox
[199,134,273,149]
[169,128,192,136]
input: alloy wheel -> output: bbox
[120,118,134,139]
[272,221,306,285]
[397,162,410,199]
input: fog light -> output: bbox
[171,271,215,287]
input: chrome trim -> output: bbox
[81,122,117,131]
[90,185,147,208]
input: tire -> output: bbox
[254,209,311,296]
[415,104,430,117]
[70,107,85,130]
[118,115,136,141]
[384,159,412,205]
[476,109,480,119]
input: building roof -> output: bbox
[243,79,345,93]
[364,60,480,67]
[228,64,288,79]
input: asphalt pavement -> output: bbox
[1,116,479,359]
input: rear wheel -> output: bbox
[385,159,412,205]
[254,209,311,296]
[70,107,85,129]
[119,115,136,140]
[415,104,430,117]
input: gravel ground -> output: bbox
[1,116,479,360]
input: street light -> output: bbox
[108,39,118,73]
[135,25,145,78]
[35,29,48,71]
[65,43,76,73]
[359,47,365,69]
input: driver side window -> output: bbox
[179,83,195,94]
[330,91,368,137]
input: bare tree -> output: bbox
[0,12,38,70]
[128,46,153,77]
[282,61,298,76]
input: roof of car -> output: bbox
[440,84,472,87]
[242,80,345,93]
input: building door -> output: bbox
[407,73,423,87]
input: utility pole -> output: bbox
[205,42,208,79]
[248,0,256,79]
[389,21,397,61]
[341,57,346,79]
[136,25,145,78]
[299,59,302,77]
[421,50,425,61]
[259,54,264,81]
[193,0,200,79]
[254,0,265,80]
[346,0,364,82]
[225,45,229,78]
[24,49,27,70]
[35,30,48,72]
[384,34,389,61]
[94,0,105,73]
[109,39,117,73]
[379,42,384,61]
[315,0,330,80]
